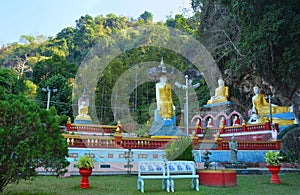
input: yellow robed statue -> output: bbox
[156,75,175,119]
[252,86,291,116]
[250,86,293,126]
[207,77,229,104]
[75,89,92,121]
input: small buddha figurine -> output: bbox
[271,126,278,140]
[195,118,201,134]
[232,116,240,126]
[207,118,214,127]
[219,116,226,127]
[207,77,229,104]
[252,86,292,116]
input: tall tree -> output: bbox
[139,11,153,23]
[32,54,77,85]
[0,87,69,192]
[0,69,24,94]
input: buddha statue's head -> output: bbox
[253,85,260,94]
[218,77,224,87]
[159,75,168,83]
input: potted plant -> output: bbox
[75,155,95,188]
[264,150,283,184]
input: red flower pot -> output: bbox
[267,166,281,184]
[79,168,93,188]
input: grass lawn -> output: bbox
[3,173,300,194]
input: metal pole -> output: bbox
[43,87,57,110]
[185,75,189,136]
[46,89,51,110]
[268,95,273,123]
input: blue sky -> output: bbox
[0,0,192,45]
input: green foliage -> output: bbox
[0,69,24,94]
[32,54,77,85]
[166,14,196,35]
[203,128,214,139]
[0,87,69,192]
[221,0,300,94]
[36,74,73,116]
[134,123,151,137]
[75,155,95,169]
[281,149,298,166]
[165,136,194,161]
[23,80,37,100]
[264,150,283,166]
[139,11,153,23]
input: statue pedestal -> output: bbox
[202,101,240,116]
[204,101,232,108]
[149,109,184,137]
[74,115,93,124]
[149,121,185,137]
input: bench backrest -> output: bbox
[138,161,166,176]
[167,161,196,175]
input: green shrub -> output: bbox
[165,136,194,161]
[0,87,69,192]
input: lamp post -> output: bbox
[175,75,200,136]
[124,149,134,175]
[266,94,274,123]
[42,87,57,110]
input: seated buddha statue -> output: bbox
[78,100,89,115]
[219,116,226,127]
[232,115,240,126]
[75,89,92,121]
[207,77,229,104]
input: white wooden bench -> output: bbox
[137,161,170,193]
[167,161,199,192]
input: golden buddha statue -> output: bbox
[252,86,291,116]
[156,75,174,119]
[207,77,229,104]
[251,86,294,125]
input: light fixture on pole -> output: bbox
[42,87,57,110]
[175,75,200,136]
[266,94,274,123]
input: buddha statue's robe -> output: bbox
[253,94,290,116]
[158,83,174,119]
[207,86,229,104]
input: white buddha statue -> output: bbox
[75,89,92,121]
